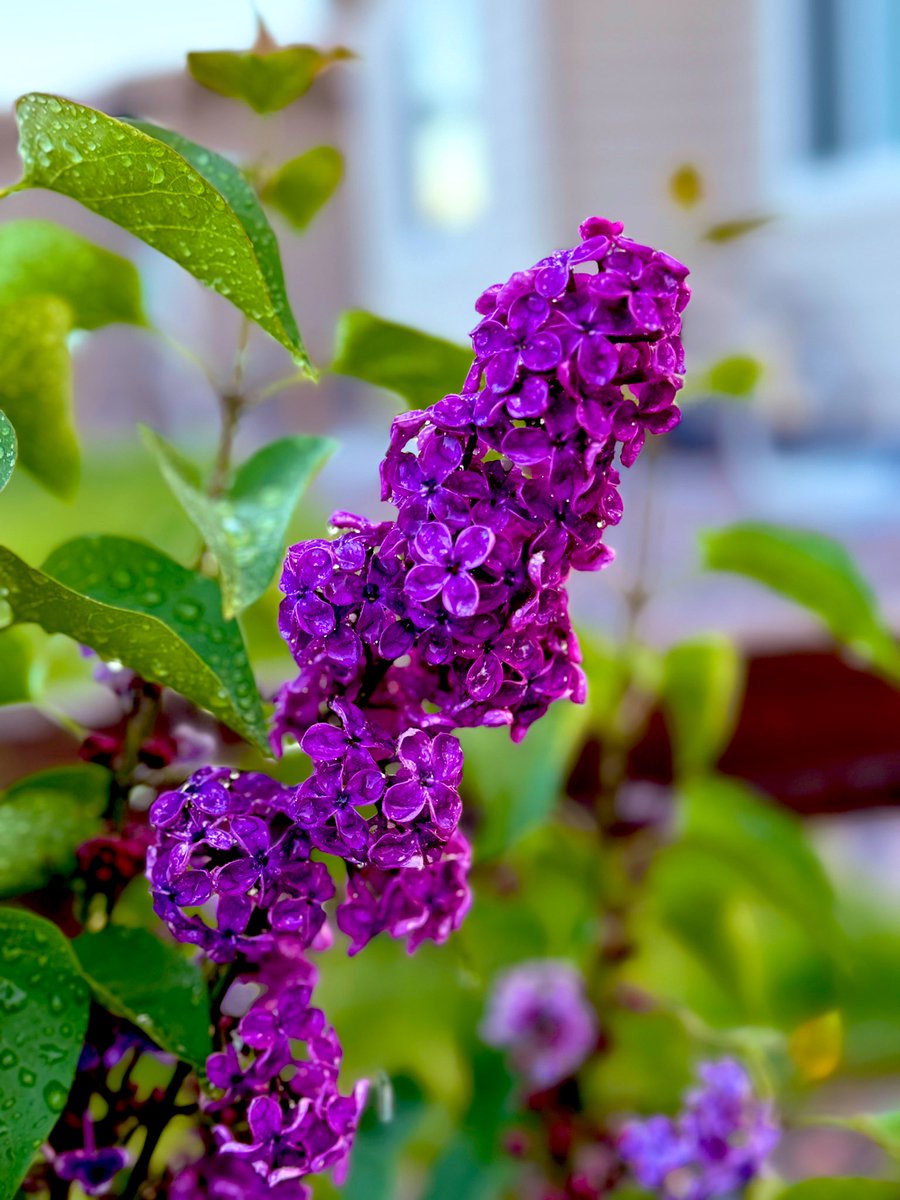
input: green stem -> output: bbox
[120,1061,192,1200]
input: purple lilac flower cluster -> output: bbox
[618,1059,780,1199]
[146,219,689,1197]
[169,947,367,1197]
[481,960,599,1089]
[275,215,689,749]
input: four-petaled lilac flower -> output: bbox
[406,522,495,617]
[481,960,598,1089]
[472,293,564,393]
[382,730,464,838]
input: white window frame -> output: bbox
[760,0,900,215]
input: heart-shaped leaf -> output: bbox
[0,413,16,493]
[0,538,268,751]
[0,908,90,1200]
[261,146,344,232]
[701,523,900,684]
[142,429,335,617]
[0,296,78,499]
[73,926,211,1071]
[0,220,145,329]
[332,310,472,410]
[188,33,354,114]
[0,765,110,898]
[3,95,312,372]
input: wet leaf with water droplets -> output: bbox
[0,908,89,1199]
[142,427,335,617]
[0,538,268,751]
[5,95,312,372]
[0,297,78,499]
[261,146,344,232]
[0,765,110,898]
[0,413,15,494]
[331,310,472,410]
[0,220,145,330]
[73,927,211,1072]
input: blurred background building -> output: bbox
[0,0,898,652]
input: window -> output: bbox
[801,0,900,162]
[398,0,491,232]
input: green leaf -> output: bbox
[5,95,312,372]
[331,310,472,410]
[669,164,704,208]
[0,296,78,499]
[0,413,16,493]
[701,523,900,684]
[0,765,109,898]
[73,926,211,1071]
[261,146,344,232]
[661,635,743,776]
[0,219,144,329]
[706,354,763,397]
[422,1050,515,1200]
[141,428,335,617]
[0,630,33,706]
[0,908,90,1199]
[461,702,591,860]
[776,1182,900,1199]
[0,538,268,751]
[809,1109,900,1160]
[676,775,837,950]
[188,36,354,114]
[343,1077,425,1200]
[702,216,774,243]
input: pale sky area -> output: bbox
[0,0,329,107]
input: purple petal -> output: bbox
[454,525,495,569]
[378,618,416,660]
[432,733,464,784]
[382,779,428,824]
[485,350,519,394]
[507,377,550,418]
[171,871,212,907]
[231,815,270,857]
[213,858,261,895]
[428,782,462,839]
[301,723,348,761]
[471,319,514,358]
[248,1095,282,1144]
[466,651,504,701]
[442,571,480,617]
[508,293,550,339]
[406,564,446,604]
[521,331,562,372]
[577,334,618,386]
[413,521,453,565]
[502,426,552,466]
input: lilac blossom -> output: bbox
[480,960,598,1089]
[139,218,690,1199]
[618,1058,780,1199]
